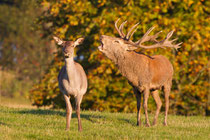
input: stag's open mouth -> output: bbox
[98,41,104,51]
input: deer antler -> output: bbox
[115,19,182,50]
[115,18,139,41]
[115,18,125,38]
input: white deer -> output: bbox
[53,36,88,131]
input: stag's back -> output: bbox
[118,52,173,89]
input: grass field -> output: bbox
[0,106,210,140]
[0,97,210,140]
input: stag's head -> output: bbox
[98,19,182,58]
[53,36,84,58]
[98,35,133,60]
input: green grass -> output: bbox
[0,106,209,140]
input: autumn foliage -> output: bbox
[30,0,210,115]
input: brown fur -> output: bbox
[99,35,173,126]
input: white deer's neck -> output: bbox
[65,57,74,66]
[65,57,77,85]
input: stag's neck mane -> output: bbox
[113,50,149,67]
[112,50,151,87]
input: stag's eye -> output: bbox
[114,40,120,43]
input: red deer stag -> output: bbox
[98,19,182,127]
[53,36,88,131]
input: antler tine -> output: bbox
[143,26,156,38]
[175,42,183,50]
[170,38,178,43]
[163,30,183,50]
[136,26,155,44]
[128,25,139,41]
[159,30,182,50]
[161,30,180,49]
[177,42,183,46]
[119,21,127,38]
[115,18,124,38]
[137,29,162,43]
[166,30,175,39]
[163,41,183,50]
[152,31,162,42]
[126,22,140,40]
[114,19,182,50]
[125,28,182,50]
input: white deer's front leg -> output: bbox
[63,94,72,130]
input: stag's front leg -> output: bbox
[63,94,72,130]
[75,95,83,132]
[143,88,150,127]
[133,87,142,126]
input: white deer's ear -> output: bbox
[53,36,64,45]
[74,38,84,47]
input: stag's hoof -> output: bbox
[145,123,151,127]
[163,122,168,126]
[137,122,141,126]
[152,121,157,126]
[152,123,157,126]
[78,126,82,132]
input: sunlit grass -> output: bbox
[0,106,209,140]
[0,96,35,109]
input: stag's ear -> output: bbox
[124,43,138,51]
[53,36,64,45]
[74,38,84,47]
[125,46,138,51]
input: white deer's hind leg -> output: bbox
[63,94,72,130]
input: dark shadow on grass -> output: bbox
[118,118,136,126]
[16,109,65,116]
[80,113,106,123]
[15,109,106,123]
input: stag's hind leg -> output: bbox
[151,90,162,126]
[133,87,142,126]
[75,95,83,132]
[163,85,171,126]
[63,94,72,130]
